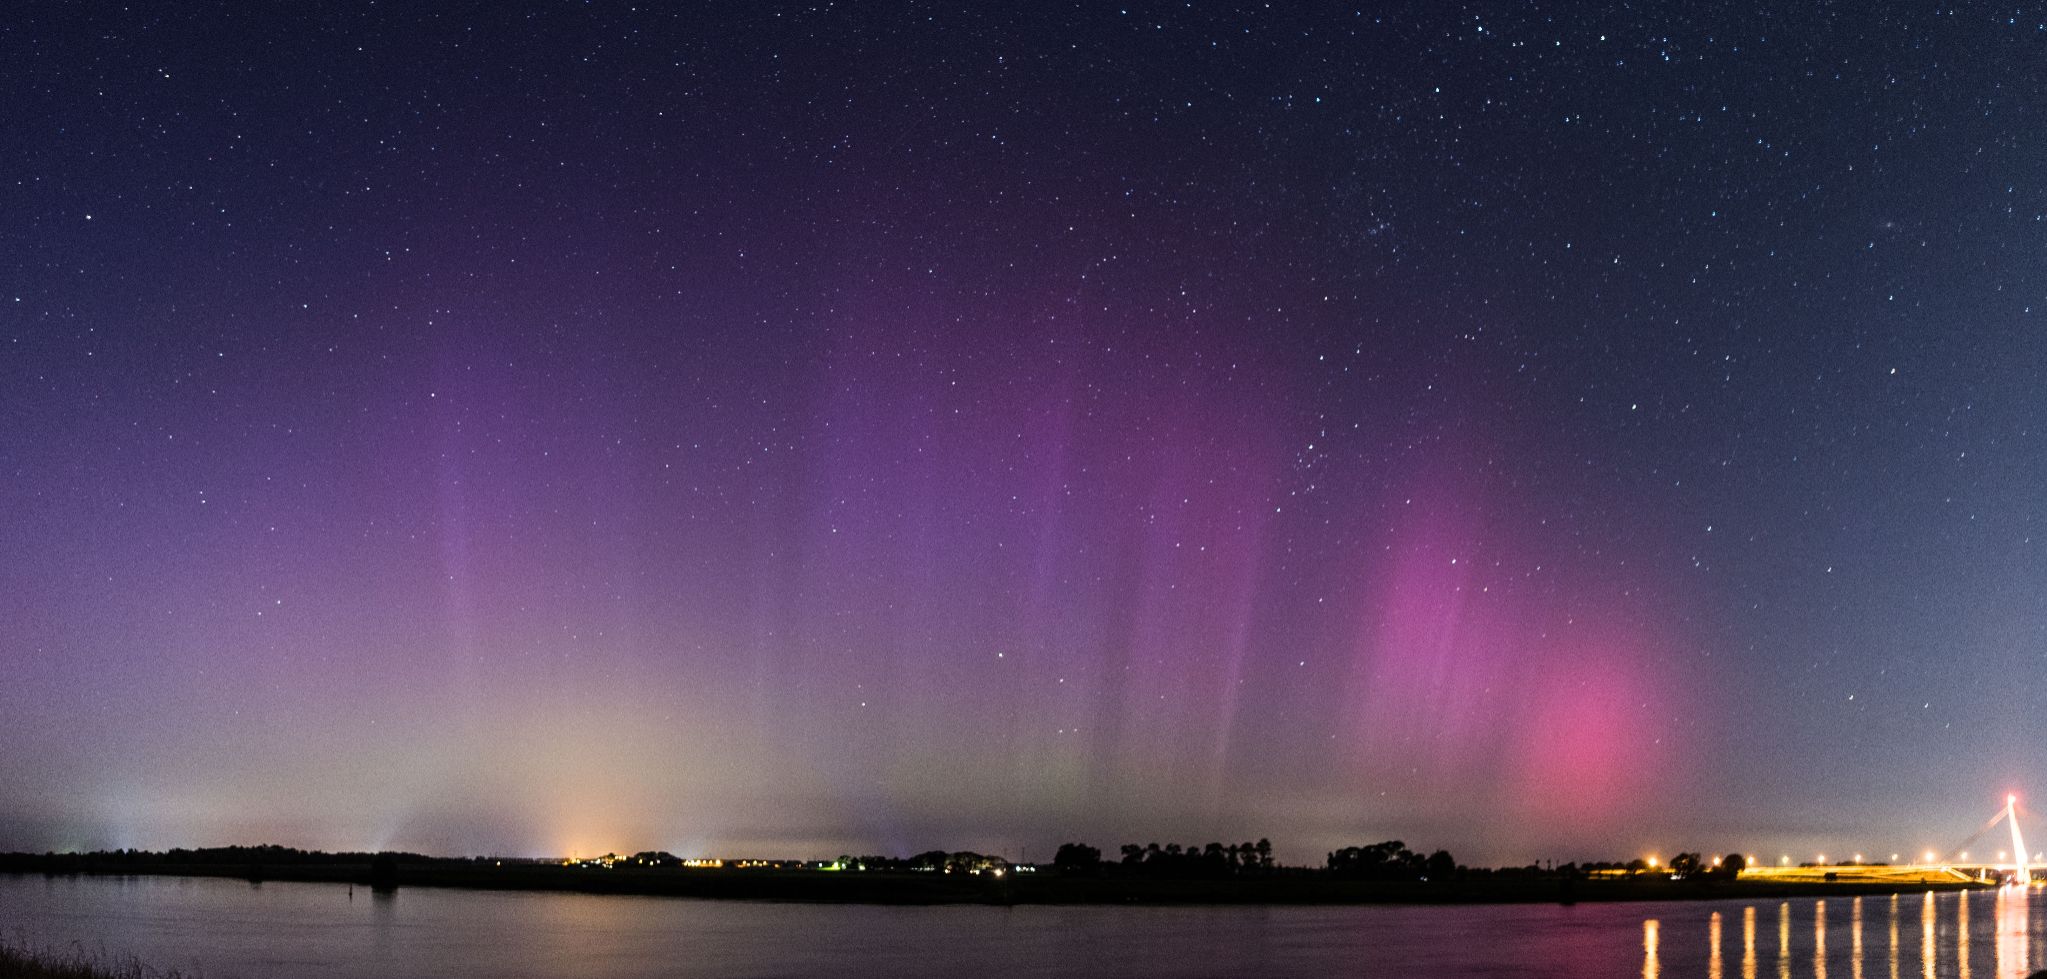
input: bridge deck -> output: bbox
[1742,865,1995,885]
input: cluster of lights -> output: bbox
[558,855,810,870]
[566,853,626,869]
[1641,843,2047,873]
[1719,794,2044,873]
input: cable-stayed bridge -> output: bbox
[1742,794,2039,887]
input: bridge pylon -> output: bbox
[2009,793,2032,886]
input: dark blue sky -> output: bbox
[4,3,2046,864]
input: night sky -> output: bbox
[5,4,2046,866]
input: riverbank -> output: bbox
[0,941,183,979]
[0,854,1991,906]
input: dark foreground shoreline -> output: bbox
[0,941,184,979]
[0,855,1990,906]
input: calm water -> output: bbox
[4,874,2046,978]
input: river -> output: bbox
[2,874,2042,977]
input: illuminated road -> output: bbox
[1732,795,2044,887]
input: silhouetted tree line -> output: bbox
[1048,838,1275,878]
[0,846,503,876]
[1326,840,1457,880]
[1456,851,1749,880]
[0,843,1757,885]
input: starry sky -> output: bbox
[4,3,2046,866]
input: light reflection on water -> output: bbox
[1710,910,1723,979]
[1816,899,1828,979]
[1745,904,1758,979]
[1646,917,1662,979]
[1928,891,1940,979]
[1641,886,2038,979]
[1890,894,1900,979]
[1957,887,1971,979]
[1995,887,2027,977]
[6,874,2047,978]
[1850,896,1861,979]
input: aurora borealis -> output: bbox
[5,4,2047,865]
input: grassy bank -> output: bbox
[0,942,183,979]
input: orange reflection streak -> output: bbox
[1924,891,1937,979]
[1710,910,1724,979]
[1959,890,1972,979]
[1744,905,1758,979]
[1643,918,1660,979]
[1780,901,1793,979]
[1889,893,1900,979]
[1995,884,2028,979]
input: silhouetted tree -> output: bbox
[1722,853,1748,874]
[1425,850,1457,879]
[1328,840,1430,880]
[1053,843,1102,873]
